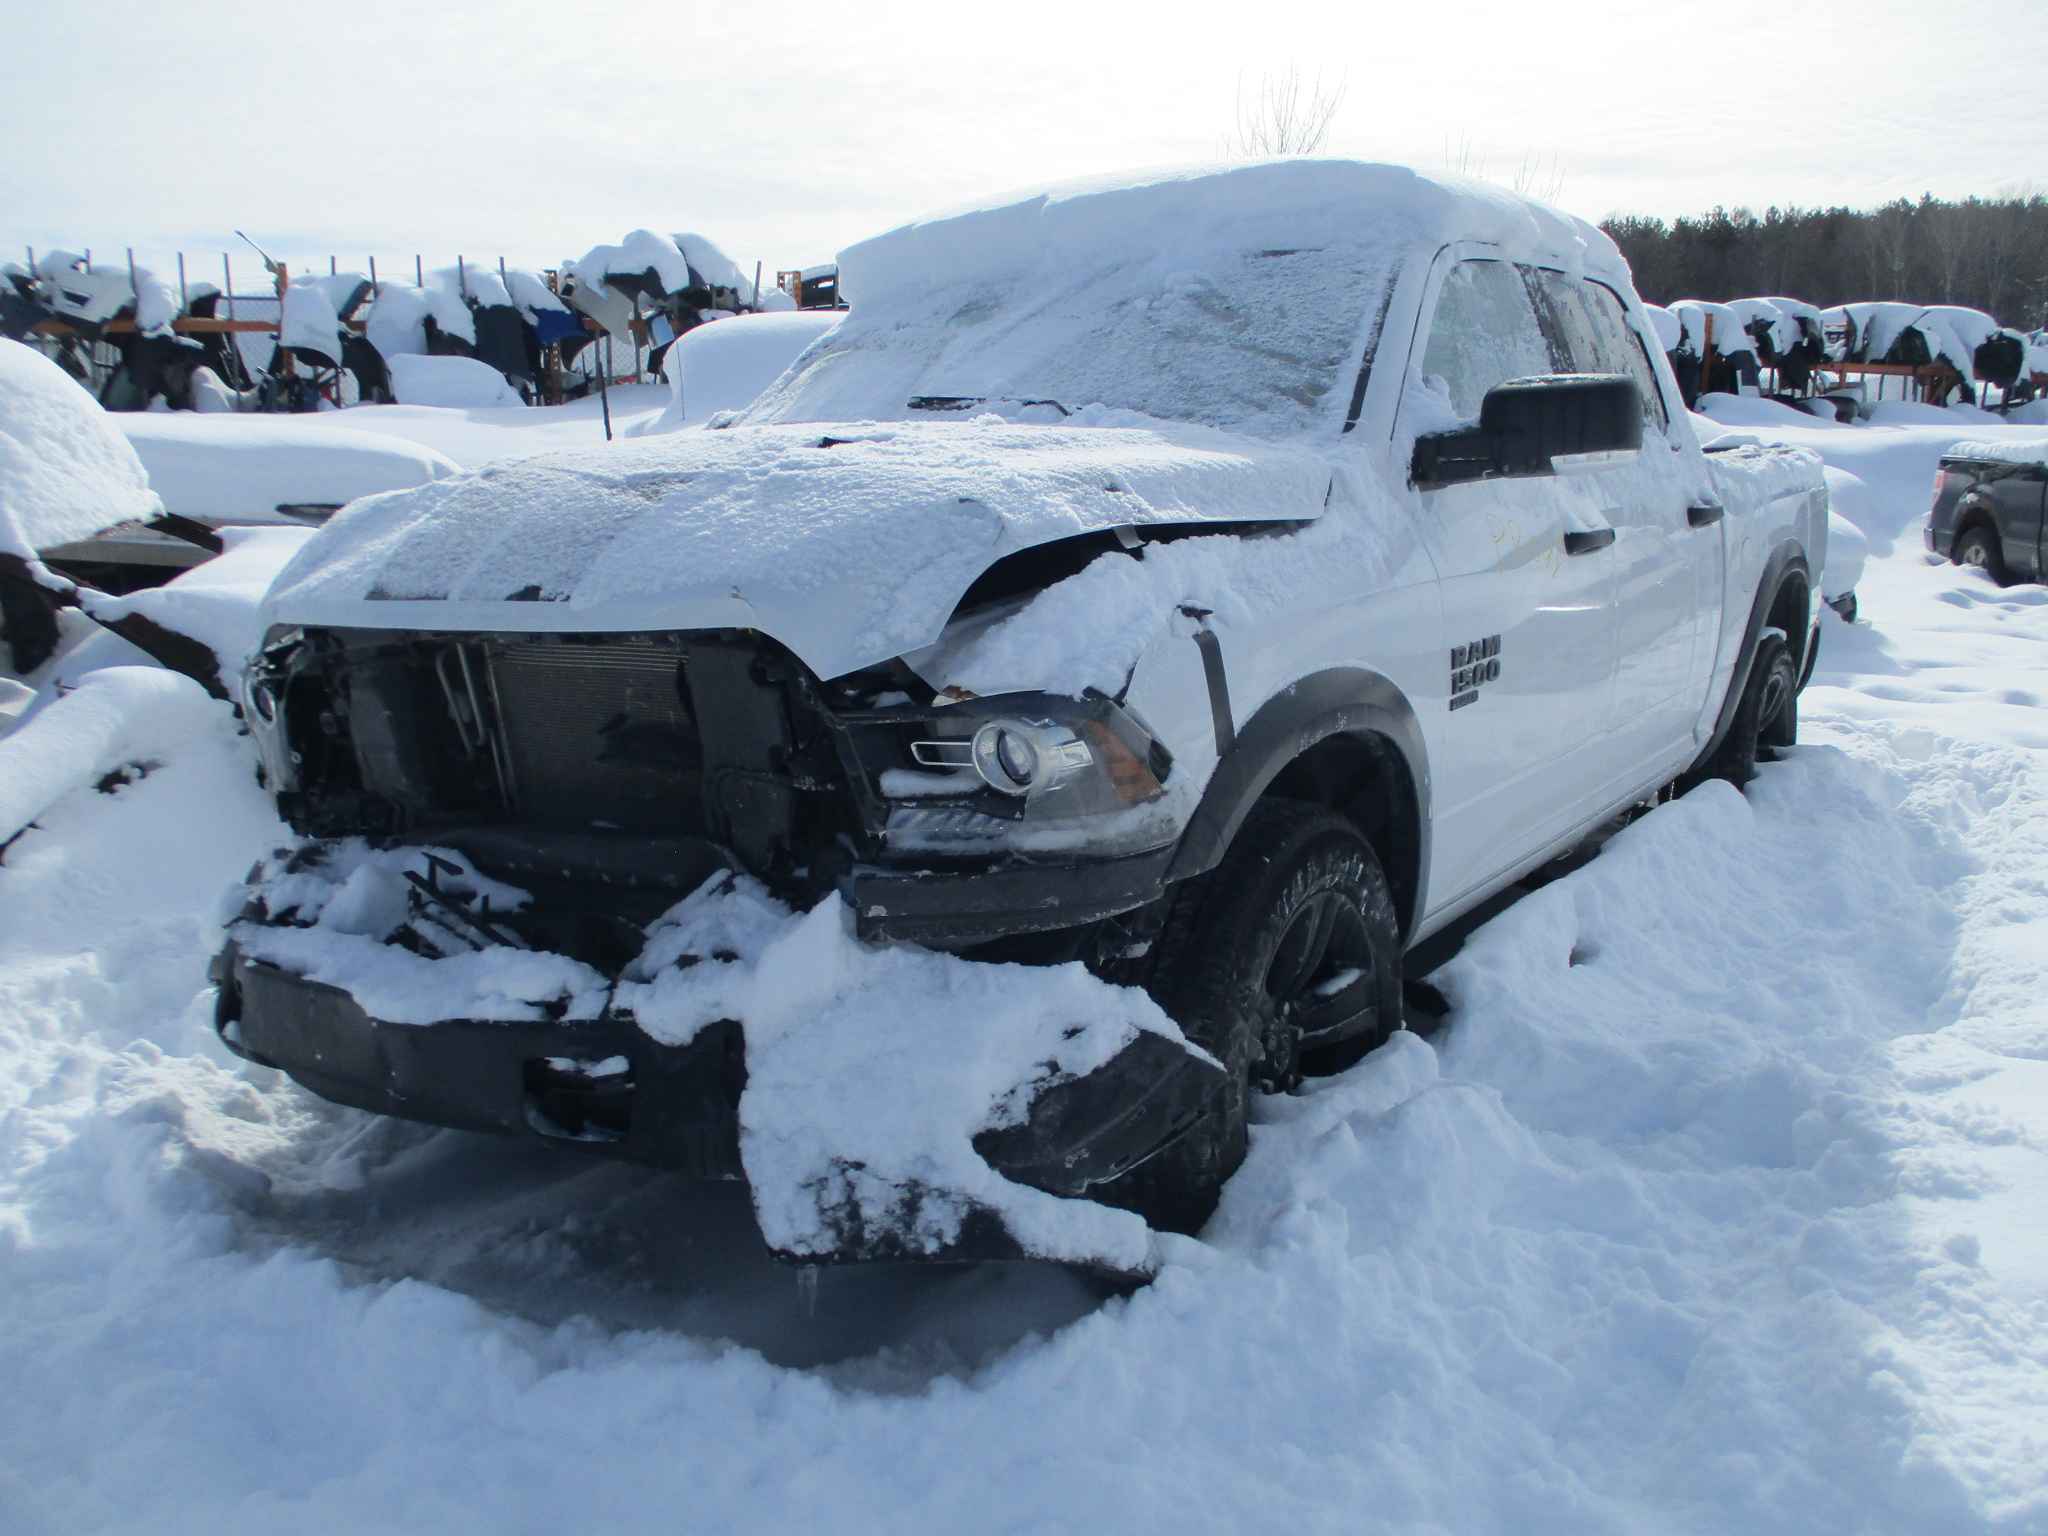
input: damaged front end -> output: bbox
[216,622,1220,1268]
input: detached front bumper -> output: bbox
[211,915,1223,1266]
[213,943,749,1176]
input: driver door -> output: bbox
[1405,256,1619,912]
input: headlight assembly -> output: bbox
[836,691,1174,857]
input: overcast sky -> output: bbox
[4,0,2040,289]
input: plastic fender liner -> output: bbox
[1165,667,1431,943]
[1694,540,1810,773]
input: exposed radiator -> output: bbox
[484,639,702,833]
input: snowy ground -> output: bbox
[3,412,2047,1532]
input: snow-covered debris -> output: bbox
[278,279,344,362]
[363,280,477,360]
[672,232,751,298]
[85,526,314,683]
[570,229,695,298]
[114,413,459,520]
[0,338,162,563]
[259,417,1331,679]
[642,310,842,431]
[1670,299,1751,356]
[387,353,524,408]
[32,249,178,333]
[502,267,569,324]
[1724,297,1794,356]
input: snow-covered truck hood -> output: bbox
[260,417,1330,679]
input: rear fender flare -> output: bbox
[1166,667,1430,941]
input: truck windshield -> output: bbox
[741,243,1399,440]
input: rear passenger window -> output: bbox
[1419,260,1551,423]
[1523,269,1671,433]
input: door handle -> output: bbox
[1564,528,1615,555]
[1688,502,1724,527]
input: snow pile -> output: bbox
[388,353,524,408]
[1820,467,1871,597]
[115,413,460,520]
[0,338,162,561]
[643,310,842,431]
[751,160,1618,440]
[1724,296,1794,355]
[260,417,1331,678]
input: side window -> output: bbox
[1419,260,1551,422]
[1523,269,1671,433]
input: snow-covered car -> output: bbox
[213,162,1828,1265]
[1929,439,2047,583]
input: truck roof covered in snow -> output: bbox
[743,159,1623,440]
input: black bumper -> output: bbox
[213,945,749,1177]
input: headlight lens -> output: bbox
[844,691,1173,857]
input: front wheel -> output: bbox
[1098,798,1403,1234]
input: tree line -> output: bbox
[1600,192,2048,331]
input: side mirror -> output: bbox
[1412,373,1642,489]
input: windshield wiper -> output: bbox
[906,395,1071,418]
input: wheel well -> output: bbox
[1954,510,1999,549]
[1767,571,1810,676]
[1263,731,1421,938]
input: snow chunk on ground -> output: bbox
[0,338,162,560]
[388,354,524,408]
[116,413,460,519]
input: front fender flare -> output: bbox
[1166,667,1431,935]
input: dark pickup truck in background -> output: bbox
[1930,442,2047,584]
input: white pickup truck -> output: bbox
[215,161,1827,1259]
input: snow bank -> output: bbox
[261,417,1330,680]
[0,338,162,561]
[643,310,842,431]
[116,413,460,519]
[1821,467,1870,597]
[388,354,525,408]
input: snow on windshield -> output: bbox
[744,162,1433,439]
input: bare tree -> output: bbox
[1441,135,1567,204]
[1228,68,1346,158]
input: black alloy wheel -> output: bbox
[1097,797,1402,1235]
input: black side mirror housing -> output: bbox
[1413,373,1642,489]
